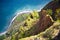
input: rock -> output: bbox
[19,22,60,40]
[28,10,54,35]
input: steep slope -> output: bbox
[43,0,60,21]
[0,0,60,40]
[19,21,60,40]
[3,9,54,40]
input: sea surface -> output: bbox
[0,0,51,33]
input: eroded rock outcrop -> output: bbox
[25,10,54,36]
[19,22,60,40]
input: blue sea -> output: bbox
[0,0,51,33]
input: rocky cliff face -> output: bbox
[4,9,55,40]
[43,0,60,21]
[1,0,60,40]
[25,10,54,36]
[43,0,60,10]
[19,22,60,40]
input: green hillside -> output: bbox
[0,0,60,40]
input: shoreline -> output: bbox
[0,9,41,36]
[0,0,51,36]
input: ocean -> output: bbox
[0,0,51,34]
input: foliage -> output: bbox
[15,13,29,22]
[19,22,60,40]
[31,10,39,19]
[55,8,60,21]
[47,9,52,15]
[11,35,15,40]
[53,0,59,2]
[3,9,60,40]
[14,10,40,39]
[0,35,5,40]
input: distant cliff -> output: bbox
[43,0,60,10]
[43,0,60,21]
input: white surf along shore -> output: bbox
[0,0,51,35]
[0,9,41,36]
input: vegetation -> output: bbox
[17,10,39,38]
[53,0,59,2]
[56,8,60,21]
[0,35,5,40]
[47,9,52,16]
[14,13,29,23]
[19,22,60,40]
[0,0,60,40]
[1,9,60,40]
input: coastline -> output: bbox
[0,9,41,36]
[0,0,51,36]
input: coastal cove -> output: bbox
[0,0,51,35]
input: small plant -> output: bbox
[47,9,52,16]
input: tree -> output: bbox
[31,10,39,19]
[47,9,52,15]
[0,35,5,40]
[56,8,60,22]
